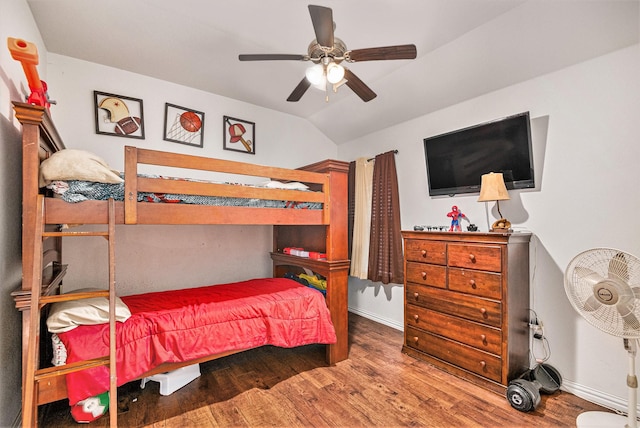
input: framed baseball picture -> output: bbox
[223,116,255,154]
[163,103,205,147]
[94,91,145,139]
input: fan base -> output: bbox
[577,411,632,428]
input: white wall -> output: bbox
[45,54,338,295]
[340,43,640,412]
[0,0,48,424]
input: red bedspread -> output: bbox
[57,278,336,404]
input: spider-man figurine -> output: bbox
[447,205,466,232]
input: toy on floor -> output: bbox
[70,391,109,423]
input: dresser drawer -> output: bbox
[404,239,446,265]
[448,243,502,272]
[405,305,502,355]
[406,326,502,382]
[406,262,447,289]
[406,283,502,327]
[448,268,502,300]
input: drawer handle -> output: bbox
[412,336,419,344]
[413,314,419,321]
[469,279,476,289]
[469,253,476,262]
[413,292,420,300]
[480,334,487,344]
[421,250,427,258]
[480,308,487,316]
[421,271,427,280]
[480,361,486,370]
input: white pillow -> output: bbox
[47,288,131,333]
[261,180,309,190]
[39,149,124,187]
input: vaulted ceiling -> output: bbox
[27,0,639,144]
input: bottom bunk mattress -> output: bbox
[53,278,336,405]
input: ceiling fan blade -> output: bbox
[347,44,417,62]
[309,5,334,48]
[609,252,630,283]
[287,78,312,102]
[344,68,376,102]
[239,54,307,61]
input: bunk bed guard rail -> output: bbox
[123,146,332,225]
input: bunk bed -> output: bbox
[11,102,350,421]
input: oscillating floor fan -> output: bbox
[565,248,640,428]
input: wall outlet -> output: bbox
[530,318,544,339]
[533,327,544,339]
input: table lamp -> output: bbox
[478,172,511,231]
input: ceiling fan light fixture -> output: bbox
[326,62,345,84]
[305,63,325,85]
[241,5,417,102]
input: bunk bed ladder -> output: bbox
[22,196,118,427]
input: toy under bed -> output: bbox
[51,277,336,405]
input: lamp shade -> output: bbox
[478,172,510,202]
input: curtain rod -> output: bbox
[367,149,398,162]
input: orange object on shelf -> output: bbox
[7,37,53,109]
[283,247,326,260]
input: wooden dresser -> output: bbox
[401,231,531,393]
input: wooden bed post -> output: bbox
[319,160,349,364]
[272,159,351,365]
[12,103,65,386]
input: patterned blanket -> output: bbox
[48,177,322,209]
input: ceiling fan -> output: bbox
[239,5,417,102]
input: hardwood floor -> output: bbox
[40,313,608,427]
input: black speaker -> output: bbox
[506,363,562,412]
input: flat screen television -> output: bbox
[423,111,534,196]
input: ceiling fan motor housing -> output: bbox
[308,38,347,63]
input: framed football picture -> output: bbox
[163,103,205,147]
[94,91,145,139]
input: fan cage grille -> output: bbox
[565,248,640,339]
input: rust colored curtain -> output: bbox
[347,161,356,260]
[368,151,404,284]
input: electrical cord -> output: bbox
[529,309,551,365]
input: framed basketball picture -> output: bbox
[94,91,145,139]
[223,116,255,154]
[163,103,205,147]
